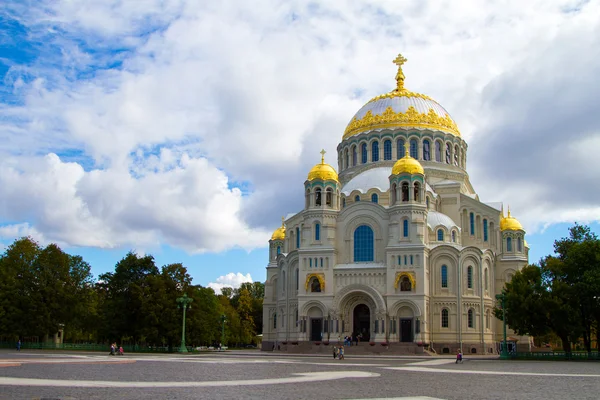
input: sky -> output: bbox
[0,0,599,292]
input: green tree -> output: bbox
[98,252,159,343]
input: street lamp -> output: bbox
[177,293,193,353]
[221,314,226,350]
[495,291,508,358]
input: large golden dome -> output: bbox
[343,54,460,140]
[392,146,424,175]
[271,217,286,240]
[307,150,339,182]
[500,210,524,231]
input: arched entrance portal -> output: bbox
[353,304,371,342]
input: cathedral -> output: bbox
[262,54,528,355]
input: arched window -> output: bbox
[352,145,357,166]
[371,141,379,162]
[441,265,448,288]
[320,258,323,267]
[310,277,321,292]
[315,223,320,241]
[410,139,418,158]
[468,309,474,328]
[276,246,281,255]
[441,308,449,328]
[437,229,444,241]
[467,266,473,289]
[454,145,459,166]
[483,219,488,242]
[397,256,401,265]
[342,198,346,208]
[397,139,405,159]
[400,276,412,291]
[384,140,392,160]
[273,313,277,329]
[403,219,409,237]
[315,188,322,206]
[484,268,488,291]
[296,227,300,249]
[402,182,409,202]
[354,195,360,202]
[354,225,374,262]
[423,140,431,161]
[361,143,367,164]
[470,212,475,235]
[410,255,414,265]
[326,188,332,207]
[517,237,522,252]
[445,143,451,164]
[295,268,299,290]
[309,258,312,268]
[344,148,349,169]
[371,193,378,203]
[507,237,512,252]
[435,141,442,162]
[414,182,420,202]
[426,197,430,208]
[391,183,397,204]
[452,231,456,242]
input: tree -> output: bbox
[496,224,600,355]
[98,252,159,343]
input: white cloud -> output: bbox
[0,0,599,253]
[208,272,253,294]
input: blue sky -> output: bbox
[1,1,599,291]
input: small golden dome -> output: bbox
[271,217,286,240]
[392,146,424,175]
[307,150,339,182]
[500,209,524,231]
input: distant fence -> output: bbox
[0,342,191,353]
[508,351,600,361]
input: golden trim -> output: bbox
[305,273,325,291]
[368,89,433,103]
[394,272,416,290]
[343,106,461,139]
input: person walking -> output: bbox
[456,349,463,364]
[338,345,344,360]
[16,340,21,351]
[332,345,338,359]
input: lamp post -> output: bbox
[495,291,508,358]
[177,293,193,353]
[221,314,226,350]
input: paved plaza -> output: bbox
[0,350,599,399]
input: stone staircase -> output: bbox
[276,341,427,355]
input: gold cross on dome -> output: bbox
[320,149,326,163]
[281,216,285,226]
[404,142,410,157]
[393,54,407,67]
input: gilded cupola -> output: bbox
[343,54,460,140]
[307,150,339,182]
[500,209,524,231]
[392,145,424,175]
[271,217,286,240]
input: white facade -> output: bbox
[262,58,528,354]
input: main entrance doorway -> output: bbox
[353,304,371,342]
[400,318,413,342]
[310,318,322,341]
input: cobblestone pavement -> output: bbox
[1,350,599,399]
